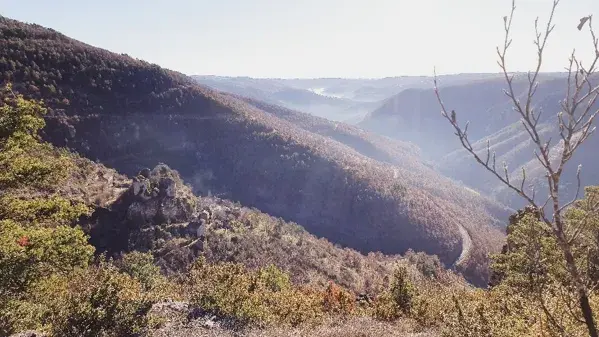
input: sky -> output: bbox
[2,0,599,78]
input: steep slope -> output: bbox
[0,16,506,283]
[218,94,514,277]
[77,162,402,295]
[238,94,511,216]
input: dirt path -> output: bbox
[453,224,472,267]
[391,167,472,268]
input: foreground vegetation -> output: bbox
[0,86,447,335]
[3,83,599,337]
[2,1,599,335]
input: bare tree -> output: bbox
[433,0,599,336]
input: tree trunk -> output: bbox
[579,290,598,337]
[556,223,598,337]
[558,234,597,336]
[553,198,598,337]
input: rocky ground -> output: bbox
[149,300,437,337]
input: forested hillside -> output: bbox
[0,87,462,336]
[5,82,599,337]
[361,74,599,208]
[0,16,508,284]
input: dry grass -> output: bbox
[58,155,131,207]
[152,315,437,337]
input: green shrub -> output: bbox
[30,263,153,337]
[390,266,415,314]
[440,286,538,337]
[0,139,72,190]
[372,290,400,321]
[0,84,72,191]
[188,258,276,325]
[405,249,442,279]
[187,258,323,326]
[0,195,90,227]
[117,251,162,291]
[257,264,292,292]
[0,220,94,297]
[51,264,152,337]
[0,83,46,140]
[372,265,415,321]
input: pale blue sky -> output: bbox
[2,0,598,78]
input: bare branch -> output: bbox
[520,167,527,192]
[434,3,599,335]
[559,165,583,213]
[434,74,539,207]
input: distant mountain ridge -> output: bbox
[360,73,599,208]
[193,74,508,124]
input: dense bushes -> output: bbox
[0,84,72,191]
[20,263,153,337]
[373,266,415,321]
[186,258,326,327]
[0,220,93,296]
[0,87,154,336]
[0,195,90,227]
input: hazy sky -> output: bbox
[3,0,598,78]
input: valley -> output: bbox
[2,1,599,335]
[359,74,599,209]
[0,16,510,286]
[193,74,504,124]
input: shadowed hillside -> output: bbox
[68,160,403,295]
[0,16,507,284]
[237,95,511,220]
[0,90,461,336]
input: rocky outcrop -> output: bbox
[88,164,201,255]
[74,162,407,294]
[127,172,193,226]
[84,163,232,273]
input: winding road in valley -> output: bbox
[453,224,472,267]
[391,167,473,267]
